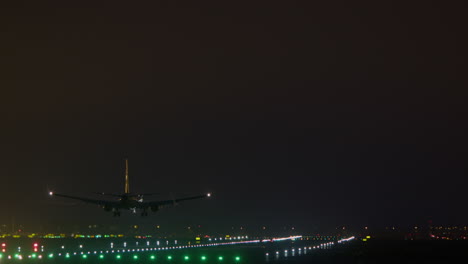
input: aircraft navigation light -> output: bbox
[207,193,211,197]
[49,191,53,196]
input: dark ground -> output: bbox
[281,240,468,264]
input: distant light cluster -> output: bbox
[265,236,356,261]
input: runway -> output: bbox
[0,235,355,263]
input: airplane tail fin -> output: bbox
[124,159,130,194]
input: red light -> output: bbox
[33,243,38,247]
[1,243,5,247]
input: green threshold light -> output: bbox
[235,256,241,261]
[184,255,190,260]
[82,255,87,259]
[116,255,121,259]
[99,254,104,259]
[167,255,172,260]
[133,255,138,260]
[150,255,156,260]
[218,256,224,260]
[201,255,207,260]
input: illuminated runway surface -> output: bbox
[0,236,355,263]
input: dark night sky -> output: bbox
[0,1,467,232]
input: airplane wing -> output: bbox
[138,193,211,209]
[50,192,120,207]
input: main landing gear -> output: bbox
[113,211,121,217]
[141,211,148,217]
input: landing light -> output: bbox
[207,193,211,197]
[49,191,53,196]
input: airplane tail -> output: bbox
[124,159,130,194]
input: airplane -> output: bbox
[49,159,211,216]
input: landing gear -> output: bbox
[141,211,148,217]
[113,211,121,217]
